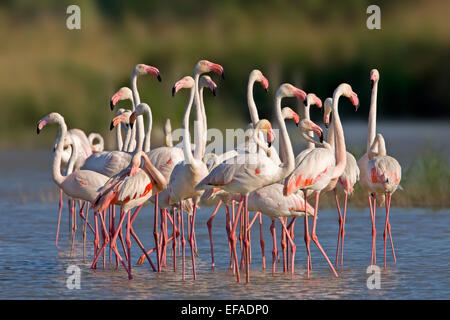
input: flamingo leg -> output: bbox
[153,194,161,272]
[225,205,233,270]
[92,210,99,269]
[369,193,377,265]
[384,193,396,267]
[259,212,266,270]
[281,218,287,273]
[180,202,186,281]
[126,210,133,280]
[303,191,311,278]
[118,209,128,263]
[189,204,198,280]
[340,192,348,267]
[334,188,343,268]
[172,208,177,272]
[243,195,250,283]
[279,217,296,276]
[270,220,277,275]
[70,200,77,258]
[78,202,86,262]
[207,200,222,269]
[311,192,339,278]
[287,217,296,272]
[55,188,63,248]
[229,201,242,282]
[97,211,111,269]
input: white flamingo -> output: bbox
[284,83,359,278]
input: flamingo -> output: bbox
[37,112,109,262]
[284,83,359,278]
[82,64,161,176]
[110,87,136,152]
[109,108,133,152]
[93,150,168,279]
[366,133,401,268]
[197,83,305,283]
[358,69,401,267]
[322,97,360,267]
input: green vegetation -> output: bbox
[0,0,449,148]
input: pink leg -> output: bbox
[92,211,99,269]
[311,192,339,278]
[270,220,277,275]
[259,212,266,270]
[70,200,77,257]
[279,218,296,276]
[189,204,198,280]
[383,193,396,267]
[369,194,377,265]
[172,208,177,272]
[207,200,222,268]
[153,194,161,272]
[55,188,63,248]
[126,210,132,280]
[334,188,343,268]
[225,205,233,270]
[180,202,186,280]
[97,211,111,269]
[302,191,312,277]
[243,195,250,283]
[340,192,348,267]
[281,218,287,273]
[229,201,242,282]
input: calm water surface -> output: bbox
[0,150,449,299]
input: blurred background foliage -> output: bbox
[0,0,449,148]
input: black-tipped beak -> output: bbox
[212,88,216,97]
[110,121,114,131]
[319,132,324,143]
[172,86,176,97]
[370,79,374,88]
[355,104,359,112]
[110,100,114,111]
[324,123,329,129]
[130,122,134,130]
[265,88,268,93]
[221,70,225,80]
[268,141,272,148]
[296,122,299,127]
[157,73,162,82]
[36,126,41,135]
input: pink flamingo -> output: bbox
[284,83,359,279]
[357,69,401,266]
[366,133,401,268]
[322,97,360,267]
[93,148,168,279]
[37,112,109,262]
[197,83,305,283]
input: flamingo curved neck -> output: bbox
[327,115,336,150]
[275,95,295,179]
[52,117,68,186]
[367,80,378,153]
[193,73,205,160]
[143,106,153,153]
[331,87,347,179]
[116,123,123,151]
[182,85,196,164]
[302,102,315,149]
[199,86,208,152]
[247,76,260,126]
[130,70,145,152]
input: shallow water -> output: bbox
[0,150,449,299]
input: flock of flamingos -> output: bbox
[36,60,401,283]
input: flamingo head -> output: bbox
[129,103,150,129]
[251,69,269,92]
[323,97,333,128]
[110,109,132,130]
[276,83,307,101]
[199,75,218,96]
[36,112,62,134]
[299,119,324,143]
[370,69,380,87]
[194,60,225,79]
[255,119,275,148]
[281,107,300,126]
[110,87,133,110]
[306,93,323,108]
[134,64,162,81]
[339,83,359,111]
[172,76,195,96]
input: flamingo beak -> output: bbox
[144,65,162,82]
[293,113,300,126]
[110,93,121,110]
[207,62,224,79]
[110,114,125,130]
[129,112,137,129]
[294,88,307,101]
[261,76,269,92]
[310,121,324,143]
[315,97,323,108]
[267,128,275,148]
[350,92,359,111]
[36,119,47,134]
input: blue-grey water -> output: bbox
[0,150,449,299]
